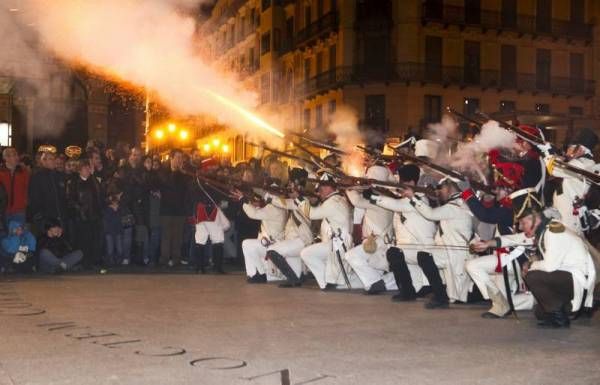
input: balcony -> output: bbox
[421,3,593,42]
[295,11,339,48]
[295,63,595,99]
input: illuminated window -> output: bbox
[0,123,12,147]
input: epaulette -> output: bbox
[548,221,565,233]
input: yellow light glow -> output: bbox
[202,89,285,138]
[222,144,230,153]
[203,143,211,152]
[212,138,220,147]
[168,123,176,132]
[154,129,164,140]
[179,130,189,140]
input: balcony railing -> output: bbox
[295,11,339,47]
[422,3,593,41]
[295,63,595,99]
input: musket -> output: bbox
[475,111,600,186]
[306,176,434,197]
[288,133,348,155]
[355,145,397,163]
[445,106,485,128]
[392,148,494,193]
[247,141,318,167]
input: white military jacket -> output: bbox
[346,190,394,240]
[374,193,437,251]
[242,202,287,242]
[411,193,474,302]
[547,156,598,235]
[498,220,596,311]
[301,192,352,243]
[271,197,314,245]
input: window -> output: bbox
[424,0,443,20]
[262,0,271,12]
[316,105,323,128]
[501,45,516,88]
[536,49,551,90]
[285,17,294,51]
[328,100,337,116]
[329,45,337,69]
[316,52,323,75]
[465,0,481,25]
[536,0,552,34]
[424,95,442,124]
[0,123,11,147]
[261,73,270,104]
[365,95,386,132]
[535,103,550,114]
[304,58,311,80]
[499,100,516,113]
[463,98,480,116]
[317,0,324,18]
[425,36,442,82]
[273,28,281,52]
[570,0,584,24]
[464,41,480,84]
[261,32,271,55]
[569,106,584,115]
[304,108,311,131]
[305,5,312,27]
[570,53,584,92]
[501,0,517,28]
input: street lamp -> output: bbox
[179,130,189,141]
[168,123,177,133]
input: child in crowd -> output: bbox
[1,219,36,273]
[37,218,83,274]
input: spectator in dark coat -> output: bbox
[27,151,68,234]
[66,157,103,269]
[158,148,190,266]
[38,218,83,273]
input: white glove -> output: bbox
[13,252,27,264]
[536,142,553,157]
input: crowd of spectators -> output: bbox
[0,140,276,275]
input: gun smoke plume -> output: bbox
[11,0,285,140]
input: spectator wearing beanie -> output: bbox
[38,218,83,274]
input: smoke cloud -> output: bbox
[0,7,82,139]
[449,120,516,181]
[15,0,280,139]
[325,106,365,176]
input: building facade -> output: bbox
[200,0,597,157]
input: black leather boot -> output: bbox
[387,247,417,301]
[212,243,225,274]
[417,251,449,309]
[266,250,301,288]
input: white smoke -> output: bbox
[0,7,81,139]
[14,0,282,140]
[325,106,365,176]
[450,120,516,180]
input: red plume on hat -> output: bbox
[489,149,524,188]
[516,124,544,143]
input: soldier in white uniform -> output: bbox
[402,178,476,308]
[366,164,437,301]
[236,191,288,283]
[545,128,599,235]
[264,169,315,287]
[475,204,595,328]
[298,172,360,290]
[344,164,395,294]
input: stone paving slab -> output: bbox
[0,274,599,385]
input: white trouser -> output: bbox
[300,241,362,289]
[267,238,306,278]
[466,254,534,310]
[345,243,397,290]
[242,239,267,277]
